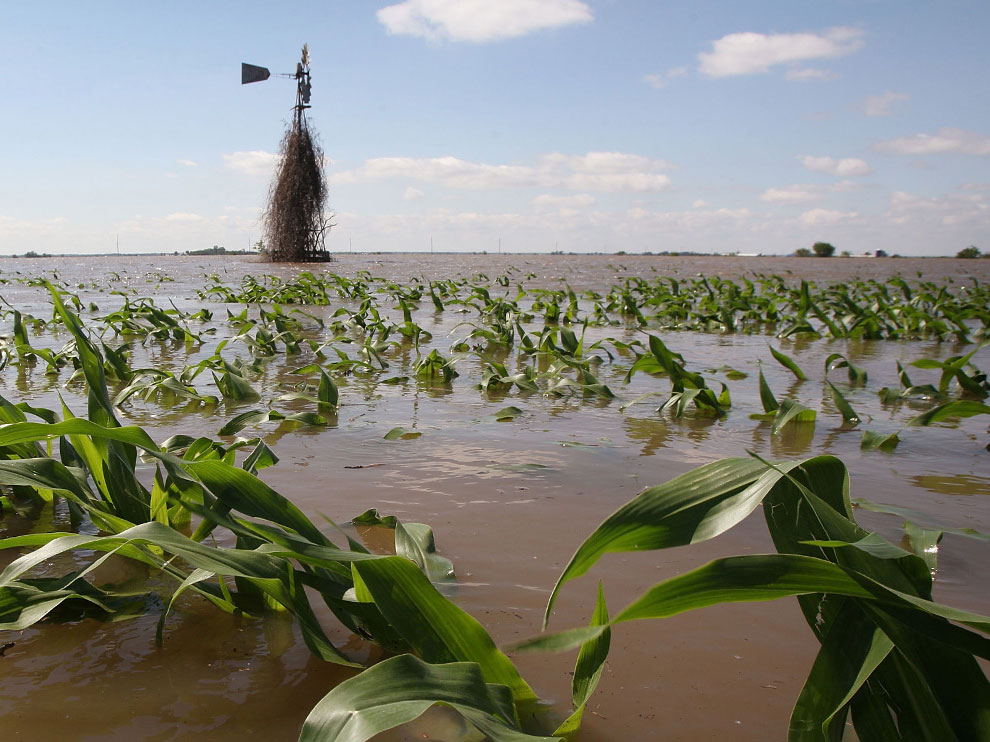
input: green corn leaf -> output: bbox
[826,381,860,424]
[861,430,900,451]
[771,398,817,435]
[298,654,558,742]
[770,345,807,380]
[758,366,779,413]
[494,406,524,421]
[906,400,990,427]
[824,353,867,385]
[318,368,340,408]
[394,521,455,583]
[553,582,610,738]
[0,522,356,666]
[851,499,989,544]
[788,603,893,741]
[353,556,538,703]
[544,457,771,627]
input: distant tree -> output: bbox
[875,249,888,257]
[841,250,851,257]
[812,242,836,257]
[794,248,813,257]
[185,245,228,256]
[957,245,981,259]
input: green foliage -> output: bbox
[298,655,556,742]
[813,242,836,257]
[957,245,981,259]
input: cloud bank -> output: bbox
[223,150,276,176]
[876,128,990,156]
[698,26,864,77]
[332,151,672,192]
[863,92,908,117]
[377,0,592,43]
[799,155,872,177]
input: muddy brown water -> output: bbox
[0,253,988,740]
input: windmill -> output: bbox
[242,45,332,263]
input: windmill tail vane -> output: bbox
[240,63,270,84]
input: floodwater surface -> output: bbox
[0,253,988,741]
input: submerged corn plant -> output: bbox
[750,363,817,433]
[626,334,729,416]
[518,454,990,742]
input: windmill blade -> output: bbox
[241,63,271,84]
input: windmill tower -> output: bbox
[242,45,333,262]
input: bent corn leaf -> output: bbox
[298,654,558,742]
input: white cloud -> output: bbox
[332,151,672,193]
[863,91,908,117]
[177,159,198,167]
[799,155,872,177]
[376,0,592,43]
[761,180,867,204]
[761,186,818,203]
[540,151,674,173]
[875,128,990,156]
[334,156,541,189]
[692,199,707,208]
[643,66,688,89]
[799,208,858,226]
[565,173,670,192]
[887,190,989,226]
[222,150,276,176]
[533,193,596,208]
[784,67,835,81]
[164,212,206,222]
[628,206,755,229]
[403,187,425,200]
[643,74,665,89]
[698,26,864,78]
[0,215,68,240]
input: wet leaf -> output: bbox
[861,430,901,451]
[353,557,538,703]
[298,654,557,742]
[826,381,861,424]
[770,345,807,380]
[494,406,524,422]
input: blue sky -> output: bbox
[1,0,988,256]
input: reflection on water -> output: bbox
[623,415,670,456]
[0,604,361,740]
[0,254,988,741]
[753,418,817,457]
[911,473,990,497]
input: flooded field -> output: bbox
[0,253,988,741]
